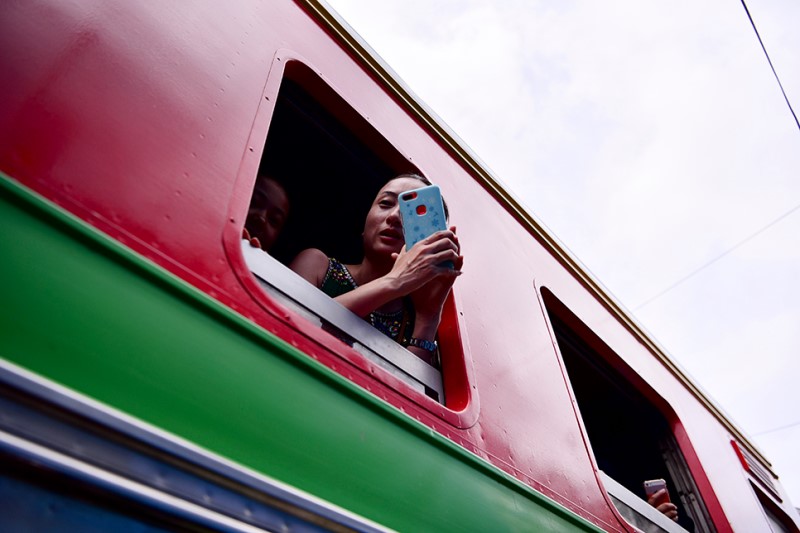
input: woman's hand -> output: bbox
[242,227,261,249]
[389,227,462,299]
[647,490,678,521]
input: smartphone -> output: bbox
[399,184,453,268]
[643,479,671,506]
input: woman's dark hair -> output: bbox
[390,173,449,220]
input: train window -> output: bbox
[731,441,795,533]
[237,60,472,415]
[750,483,796,533]
[541,289,716,533]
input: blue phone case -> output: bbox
[399,185,453,268]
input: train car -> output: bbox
[1,1,798,531]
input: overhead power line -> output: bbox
[634,4,800,311]
[739,0,800,133]
[752,419,800,438]
[634,202,800,311]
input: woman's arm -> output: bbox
[406,227,463,361]
[290,227,462,342]
[326,230,461,319]
[289,248,405,317]
[330,276,404,318]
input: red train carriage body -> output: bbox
[1,1,797,531]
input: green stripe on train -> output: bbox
[0,174,602,532]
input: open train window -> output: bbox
[237,60,472,416]
[541,289,716,533]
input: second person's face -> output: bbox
[245,179,289,252]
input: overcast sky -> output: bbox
[325,0,800,507]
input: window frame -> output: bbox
[538,285,718,532]
[223,51,479,428]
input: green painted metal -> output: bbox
[0,173,602,532]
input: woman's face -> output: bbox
[362,177,423,257]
